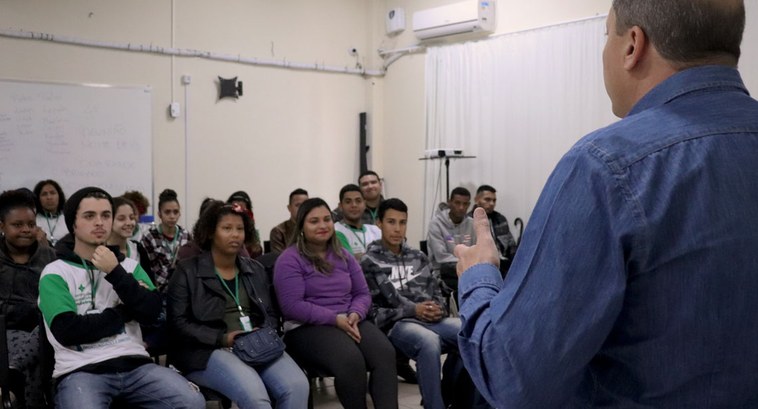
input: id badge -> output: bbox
[240,315,253,332]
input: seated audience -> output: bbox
[141,188,191,293]
[168,201,308,409]
[122,190,151,241]
[274,198,398,409]
[427,187,475,296]
[333,170,385,224]
[38,187,204,408]
[358,170,385,224]
[361,198,463,409]
[176,198,250,262]
[269,188,308,254]
[334,184,381,259]
[227,191,263,257]
[33,179,67,245]
[470,185,517,276]
[0,189,56,408]
[111,196,171,354]
[107,196,151,277]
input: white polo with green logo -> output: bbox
[335,221,382,256]
[38,258,155,378]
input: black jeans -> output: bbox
[285,321,398,409]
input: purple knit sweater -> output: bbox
[274,245,371,327]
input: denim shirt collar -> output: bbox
[628,65,749,116]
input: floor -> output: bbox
[208,376,424,409]
[312,377,424,409]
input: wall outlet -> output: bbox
[169,102,181,118]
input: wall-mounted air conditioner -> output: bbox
[412,0,496,41]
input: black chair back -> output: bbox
[263,240,272,254]
[38,318,56,409]
[0,315,12,408]
[1,315,27,409]
[419,240,428,255]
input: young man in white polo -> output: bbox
[334,184,381,260]
[38,187,204,409]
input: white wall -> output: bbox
[375,0,758,245]
[375,0,612,245]
[0,0,375,239]
[2,0,756,246]
[742,0,758,92]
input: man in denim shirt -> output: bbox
[454,0,758,408]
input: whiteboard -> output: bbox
[0,79,152,200]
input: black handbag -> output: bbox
[231,326,285,366]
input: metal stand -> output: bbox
[419,154,476,198]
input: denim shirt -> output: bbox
[458,65,758,408]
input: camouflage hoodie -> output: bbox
[360,239,448,331]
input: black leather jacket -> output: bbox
[166,252,280,373]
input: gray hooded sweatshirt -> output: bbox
[426,204,476,271]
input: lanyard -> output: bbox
[349,224,367,249]
[158,225,180,263]
[80,256,100,309]
[368,207,378,223]
[215,267,245,316]
[45,212,59,237]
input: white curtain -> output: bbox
[423,16,617,238]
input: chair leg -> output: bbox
[2,389,13,409]
[7,370,25,409]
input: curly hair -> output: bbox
[122,190,150,216]
[193,200,255,251]
[158,189,180,212]
[0,189,37,221]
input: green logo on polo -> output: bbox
[79,284,86,292]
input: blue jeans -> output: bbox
[388,317,461,409]
[55,362,205,409]
[185,349,309,409]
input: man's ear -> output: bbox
[624,26,648,70]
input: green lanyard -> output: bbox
[158,225,180,263]
[80,256,100,310]
[215,267,245,316]
[368,207,378,223]
[350,225,366,249]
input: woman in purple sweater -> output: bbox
[274,198,398,409]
